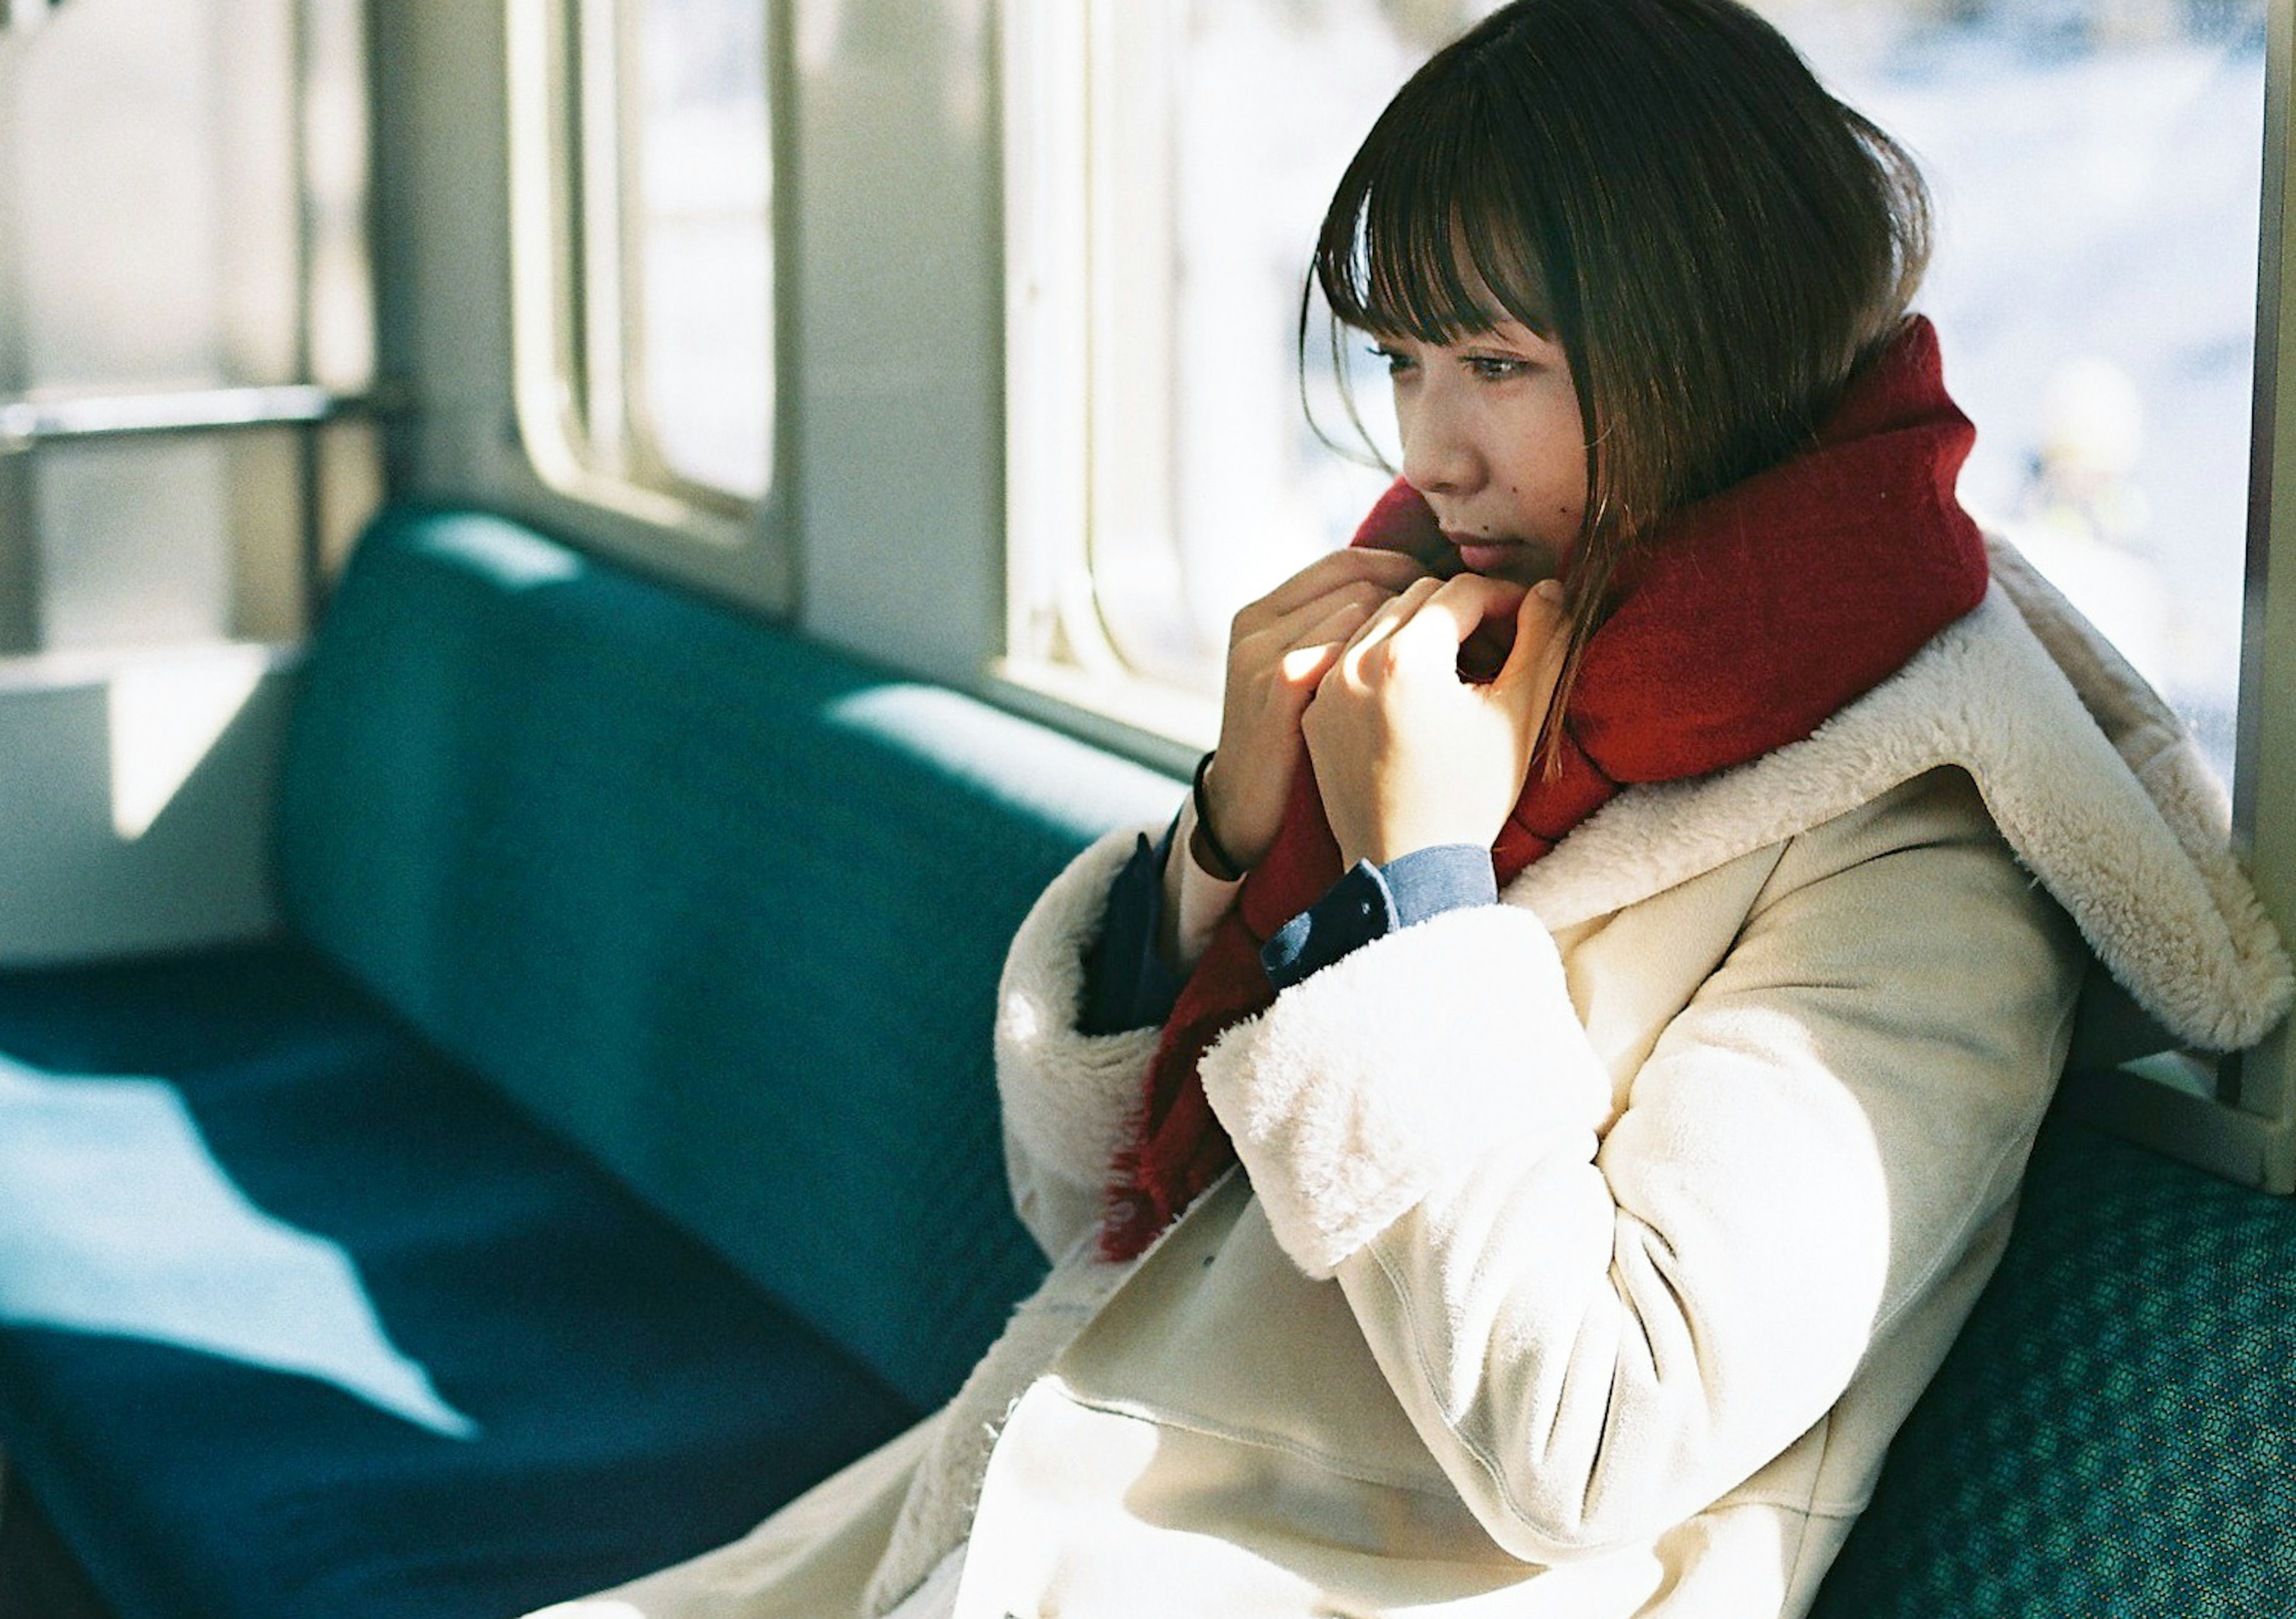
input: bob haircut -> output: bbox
[1311,0,1932,757]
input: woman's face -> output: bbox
[1377,319,1589,586]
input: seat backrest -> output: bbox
[1809,1117,2296,1615]
[274,508,1178,1406]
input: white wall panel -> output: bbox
[0,647,292,966]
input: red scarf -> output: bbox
[1101,316,1990,1261]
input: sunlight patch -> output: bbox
[0,1054,479,1439]
[106,647,267,841]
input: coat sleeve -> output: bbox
[1195,768,2086,1562]
[993,824,1172,1260]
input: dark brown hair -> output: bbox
[1309,0,1932,761]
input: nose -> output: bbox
[1397,373,1480,499]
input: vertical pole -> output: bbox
[0,39,44,655]
[291,0,326,632]
[2232,0,2296,1162]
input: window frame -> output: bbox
[505,0,778,548]
[997,0,1213,773]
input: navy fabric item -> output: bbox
[1379,844,1503,925]
[0,944,918,1619]
[1263,861,1394,989]
[1085,834,1499,1025]
[1261,844,1498,990]
[274,509,1182,1410]
[1080,819,1187,1037]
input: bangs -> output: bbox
[1314,71,1558,343]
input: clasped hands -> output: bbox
[1201,549,1569,876]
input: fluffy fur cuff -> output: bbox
[995,827,1168,1194]
[1198,904,1613,1279]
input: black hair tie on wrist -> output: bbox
[1190,750,1248,882]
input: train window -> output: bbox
[0,0,379,653]
[508,0,773,525]
[1003,2,1488,741]
[1001,0,2296,1184]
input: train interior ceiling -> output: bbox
[1,0,2294,1615]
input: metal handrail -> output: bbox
[0,384,387,453]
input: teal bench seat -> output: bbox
[0,507,1178,1618]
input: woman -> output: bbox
[539,2,2291,1614]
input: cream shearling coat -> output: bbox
[533,544,2291,1619]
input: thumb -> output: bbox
[1492,578,1570,717]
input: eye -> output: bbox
[1465,355,1532,382]
[1368,343,1416,378]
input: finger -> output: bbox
[1390,572,1532,658]
[1491,578,1571,712]
[1329,575,1447,696]
[1250,577,1400,666]
[1338,574,1444,659]
[1272,594,1387,691]
[1250,547,1430,621]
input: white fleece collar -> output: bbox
[1509,538,2292,1053]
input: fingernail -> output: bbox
[1534,580,1565,603]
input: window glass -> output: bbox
[1042,0,2267,798]
[0,0,375,651]
[631,0,771,499]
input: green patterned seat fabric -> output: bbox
[1811,1116,2296,1618]
[274,508,1182,1408]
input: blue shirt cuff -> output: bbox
[1079,814,1190,1035]
[1260,844,1498,990]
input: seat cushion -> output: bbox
[0,943,918,1619]
[1810,1116,2296,1617]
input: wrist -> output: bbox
[1338,825,1482,870]
[1190,751,1252,880]
[1163,796,1244,972]
[1333,810,1431,870]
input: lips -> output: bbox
[1445,533,1525,574]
